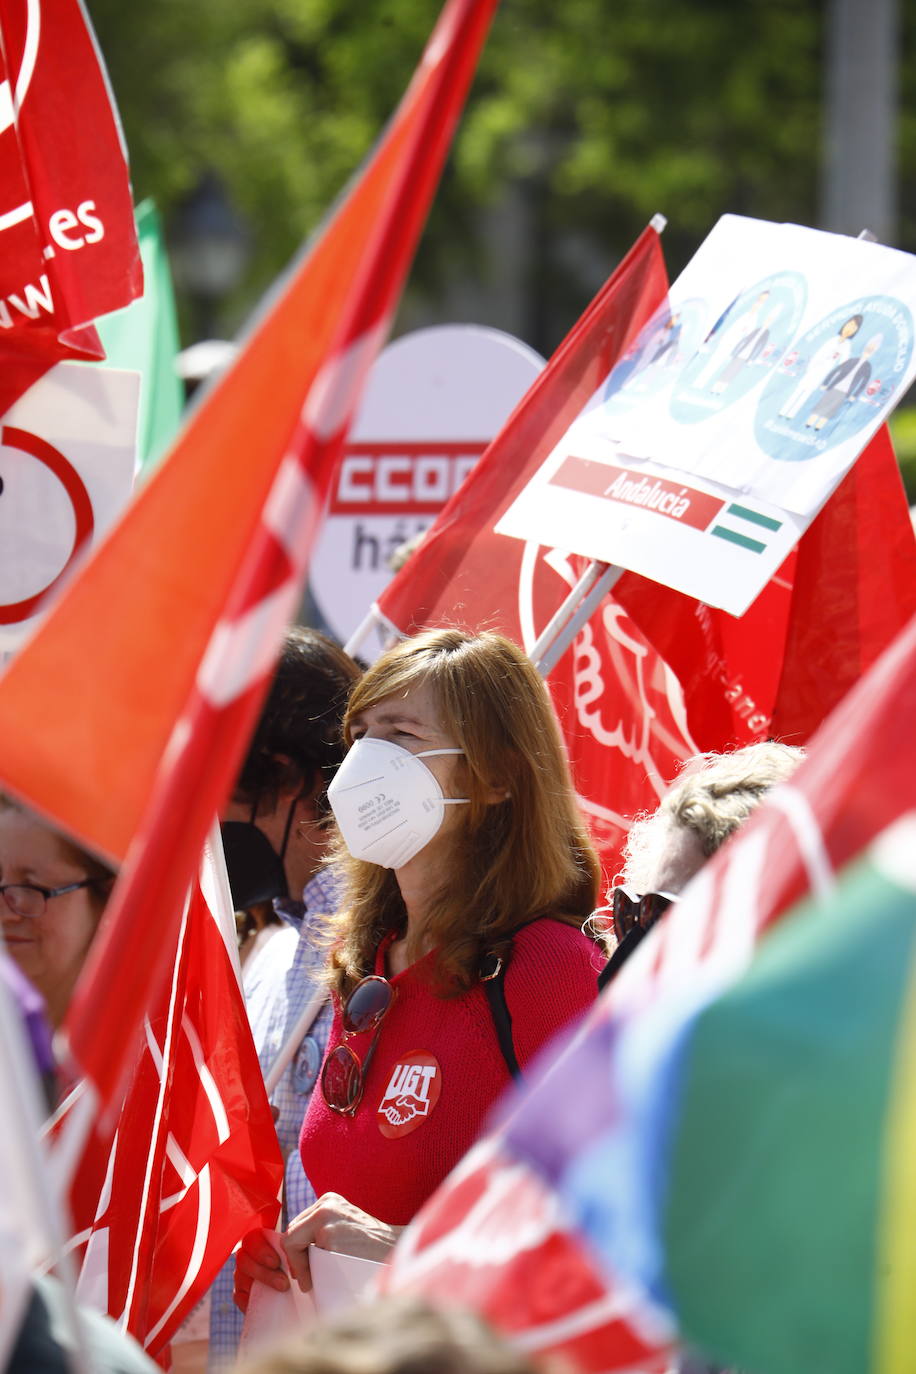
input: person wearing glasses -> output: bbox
[598,741,804,989]
[0,796,115,1029]
[236,628,602,1307]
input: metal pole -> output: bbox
[822,0,898,244]
[531,560,623,676]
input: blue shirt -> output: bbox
[207,868,339,1369]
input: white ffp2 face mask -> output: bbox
[328,736,469,869]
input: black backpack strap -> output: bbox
[480,951,522,1081]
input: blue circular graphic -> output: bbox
[754,295,914,461]
[291,1035,321,1095]
[601,299,705,419]
[669,271,808,424]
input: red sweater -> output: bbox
[299,918,600,1226]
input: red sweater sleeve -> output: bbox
[504,919,602,1067]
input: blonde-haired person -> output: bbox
[599,740,804,988]
[238,1296,545,1374]
[237,629,602,1305]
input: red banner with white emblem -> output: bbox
[0,0,141,409]
[73,875,282,1360]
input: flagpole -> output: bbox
[263,989,328,1097]
[344,608,380,659]
[530,560,624,676]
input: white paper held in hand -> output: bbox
[308,1245,386,1313]
[239,1230,317,1356]
[239,1233,386,1354]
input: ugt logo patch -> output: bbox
[377,1051,441,1138]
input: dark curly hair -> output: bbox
[234,627,360,811]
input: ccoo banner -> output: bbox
[308,324,543,652]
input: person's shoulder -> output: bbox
[512,915,596,958]
[505,918,602,1062]
[509,917,602,987]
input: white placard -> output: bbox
[309,325,543,649]
[0,362,139,649]
[239,1241,383,1356]
[496,216,916,616]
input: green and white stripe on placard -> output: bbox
[709,501,783,554]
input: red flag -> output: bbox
[384,608,916,1370]
[769,423,916,739]
[0,0,496,1111]
[376,223,668,639]
[0,0,141,408]
[74,871,282,1360]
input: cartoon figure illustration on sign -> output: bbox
[671,273,806,425]
[777,313,862,421]
[756,296,913,466]
[691,290,770,391]
[710,304,784,395]
[646,311,682,368]
[601,300,704,422]
[804,332,882,430]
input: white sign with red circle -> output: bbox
[0,361,138,649]
[308,325,543,652]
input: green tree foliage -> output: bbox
[86,0,914,358]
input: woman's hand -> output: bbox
[283,1192,403,1292]
[233,1228,290,1312]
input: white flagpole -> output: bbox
[530,560,624,677]
[263,989,329,1097]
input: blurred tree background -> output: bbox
[85,0,916,490]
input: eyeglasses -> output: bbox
[321,974,395,1116]
[610,886,677,944]
[0,879,98,920]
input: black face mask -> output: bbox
[219,821,289,911]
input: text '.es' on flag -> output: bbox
[0,0,142,408]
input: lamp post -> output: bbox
[169,171,250,341]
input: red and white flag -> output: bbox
[384,607,916,1370]
[0,0,142,409]
[71,846,283,1361]
[0,0,497,1116]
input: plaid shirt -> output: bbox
[207,868,340,1369]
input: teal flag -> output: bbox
[96,200,184,470]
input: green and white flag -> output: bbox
[96,200,183,472]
